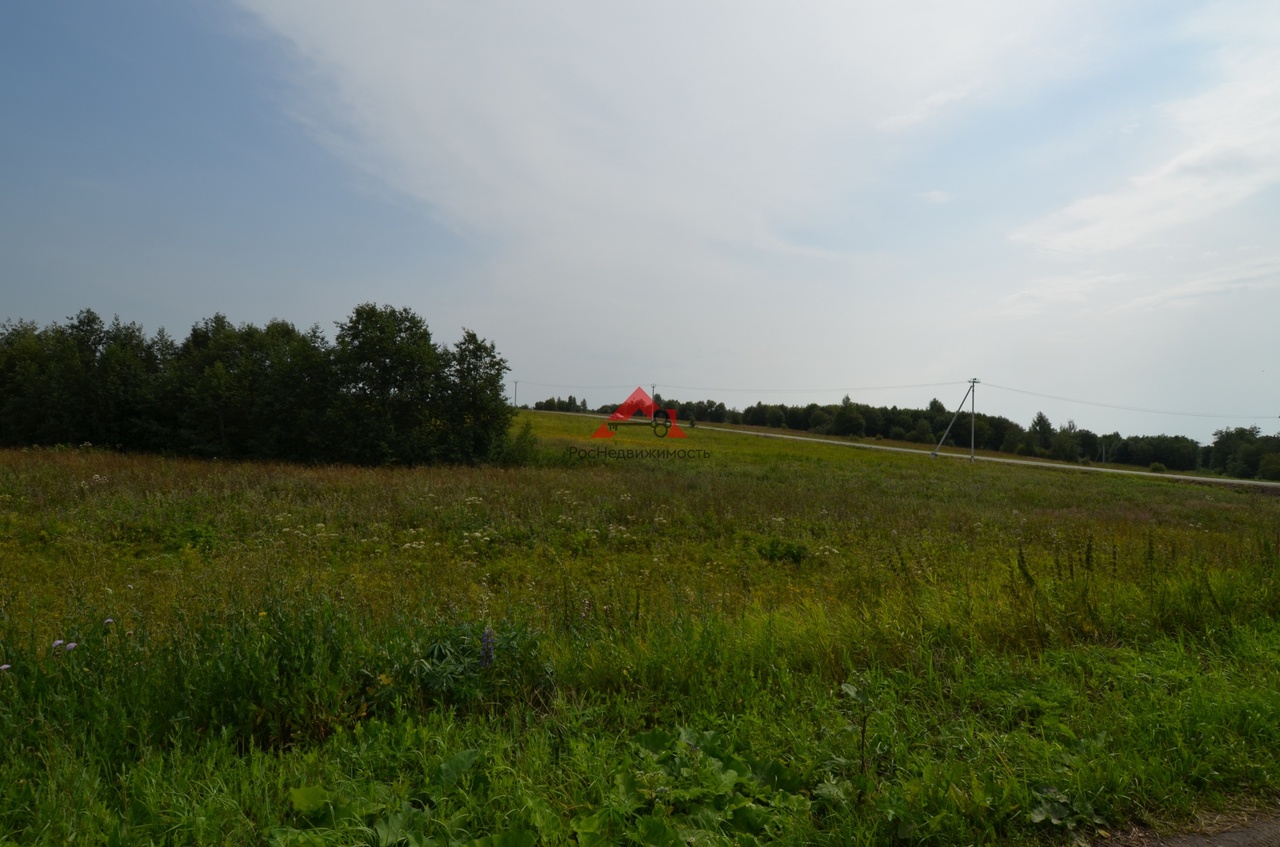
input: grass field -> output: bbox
[3,410,1280,845]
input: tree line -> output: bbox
[530,392,1280,480]
[0,305,518,465]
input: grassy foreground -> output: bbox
[2,411,1280,845]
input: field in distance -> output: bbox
[2,410,1280,845]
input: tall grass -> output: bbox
[3,415,1280,844]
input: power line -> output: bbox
[518,379,966,394]
[660,381,967,394]
[982,382,1276,420]
[516,377,1276,422]
[516,380,641,391]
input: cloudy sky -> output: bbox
[3,1,1278,441]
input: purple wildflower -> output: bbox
[0,664,10,671]
[65,642,77,651]
[104,618,114,626]
[480,627,496,669]
[52,640,64,649]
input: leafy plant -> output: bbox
[1030,786,1106,836]
[757,537,809,565]
[570,727,809,846]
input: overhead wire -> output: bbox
[660,381,968,394]
[515,378,1277,422]
[518,379,969,395]
[981,382,1277,420]
[516,380,641,391]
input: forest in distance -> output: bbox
[535,393,1280,480]
[1,305,1276,480]
[0,306,519,466]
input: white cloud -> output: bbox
[1108,255,1280,313]
[919,190,952,204]
[879,84,978,132]
[233,0,1114,255]
[1012,11,1280,254]
[995,273,1135,318]
[995,252,1280,320]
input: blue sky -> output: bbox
[3,1,1278,442]
[1,2,471,327]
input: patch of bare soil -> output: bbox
[1099,806,1280,847]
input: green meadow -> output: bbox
[3,411,1280,845]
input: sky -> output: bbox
[2,1,1278,443]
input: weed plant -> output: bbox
[2,412,1280,844]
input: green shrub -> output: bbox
[0,593,553,756]
[757,537,810,565]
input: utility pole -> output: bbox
[969,378,979,462]
[932,378,979,460]
[513,380,518,408]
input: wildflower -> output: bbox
[480,627,496,668]
[0,664,10,671]
[65,643,77,651]
[104,618,114,626]
[52,640,64,649]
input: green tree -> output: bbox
[1030,411,1053,452]
[437,328,513,464]
[1208,427,1260,477]
[94,317,168,450]
[908,418,934,443]
[241,321,334,461]
[860,405,883,437]
[0,319,47,445]
[830,403,865,437]
[741,403,767,427]
[332,303,443,465]
[999,423,1026,454]
[0,310,159,448]
[0,304,519,467]
[1049,420,1079,462]
[164,314,255,457]
[1075,428,1099,462]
